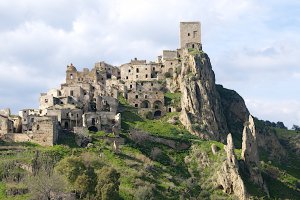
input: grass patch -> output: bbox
[164,92,181,107]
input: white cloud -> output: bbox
[246,99,300,128]
[0,0,299,127]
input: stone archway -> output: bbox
[88,126,98,132]
[64,122,69,129]
[154,110,162,118]
[141,100,150,108]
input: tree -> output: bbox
[27,170,67,200]
[95,167,120,200]
[276,121,287,129]
[292,124,300,131]
[55,156,86,184]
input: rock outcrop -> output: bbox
[256,127,287,161]
[129,130,190,150]
[216,85,249,146]
[241,115,264,187]
[179,51,228,141]
[217,133,247,200]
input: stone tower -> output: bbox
[180,22,201,49]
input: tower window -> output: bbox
[135,95,138,99]
[193,31,197,38]
[145,74,148,78]
[129,69,131,73]
[130,85,132,89]
[70,74,73,79]
[136,68,139,73]
[70,90,74,96]
[126,76,128,80]
[188,33,190,36]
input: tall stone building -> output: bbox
[180,22,201,49]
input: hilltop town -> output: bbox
[0,22,299,200]
[0,22,202,146]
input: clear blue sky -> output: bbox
[0,0,299,128]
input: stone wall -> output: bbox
[31,116,59,146]
[0,115,13,135]
[83,112,119,132]
[163,50,177,59]
[180,22,201,48]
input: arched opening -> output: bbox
[153,100,163,110]
[154,110,162,118]
[88,126,98,132]
[64,122,69,129]
[168,108,172,112]
[141,100,150,108]
[192,44,195,48]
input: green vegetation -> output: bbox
[0,99,299,199]
[164,72,172,78]
[164,92,181,108]
[188,48,203,56]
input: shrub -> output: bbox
[135,184,155,200]
[176,66,181,74]
[164,72,172,78]
[145,111,154,120]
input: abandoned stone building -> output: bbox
[0,21,202,146]
[119,21,201,117]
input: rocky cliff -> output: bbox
[217,133,248,200]
[216,85,249,147]
[241,115,264,187]
[172,50,287,165]
[178,51,228,141]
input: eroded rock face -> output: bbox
[217,133,248,200]
[256,127,287,161]
[216,85,249,144]
[179,52,228,141]
[241,115,264,187]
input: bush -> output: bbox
[135,184,155,200]
[145,111,154,120]
[95,167,120,200]
[164,72,172,78]
[176,66,181,74]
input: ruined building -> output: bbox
[0,21,202,146]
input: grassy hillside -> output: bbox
[0,98,299,199]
